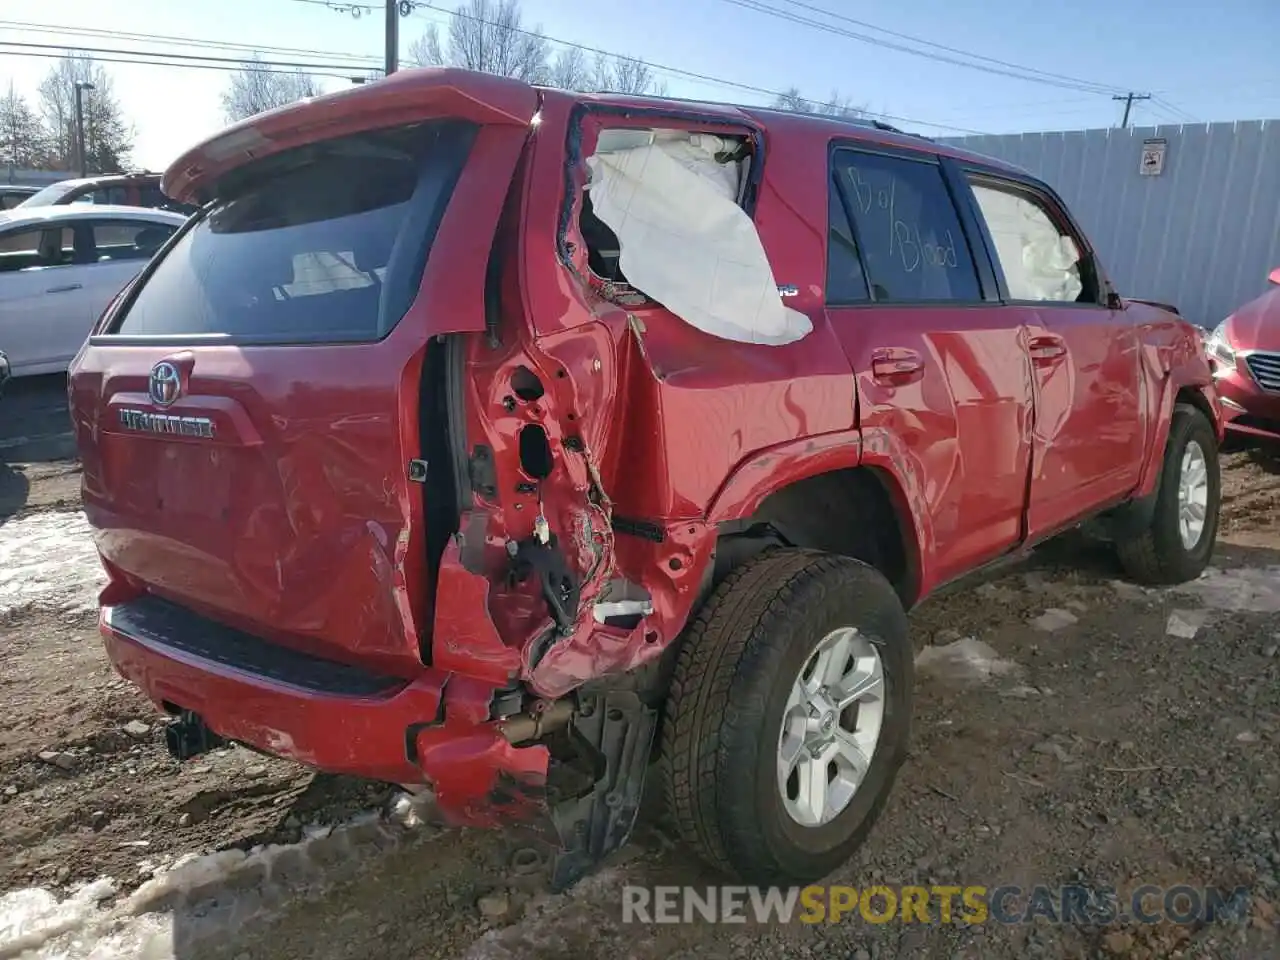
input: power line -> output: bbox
[0,47,370,80]
[0,40,378,74]
[1152,95,1198,124]
[716,0,1125,96]
[728,0,1126,96]
[398,1,989,134]
[0,20,383,66]
[277,0,986,131]
[0,21,379,64]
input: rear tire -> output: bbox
[659,549,912,885]
[1115,402,1220,585]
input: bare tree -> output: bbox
[222,55,323,122]
[37,54,134,172]
[771,87,864,119]
[590,54,666,96]
[408,0,551,83]
[547,48,590,91]
[1,83,52,170]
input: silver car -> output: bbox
[0,205,186,378]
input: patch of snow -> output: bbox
[915,637,1023,685]
[1173,566,1280,614]
[1029,608,1078,632]
[460,867,628,960]
[0,800,433,959]
[0,510,104,618]
[1109,580,1154,602]
[1165,609,1208,639]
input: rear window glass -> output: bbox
[111,120,477,341]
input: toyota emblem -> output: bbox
[149,361,181,407]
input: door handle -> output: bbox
[870,347,924,384]
[1028,335,1067,364]
[45,283,83,294]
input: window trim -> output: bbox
[827,168,874,305]
[558,103,767,269]
[950,160,1113,310]
[825,141,998,308]
[0,225,77,273]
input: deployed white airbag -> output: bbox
[971,185,1083,302]
[584,132,811,345]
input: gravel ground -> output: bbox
[2,374,1278,959]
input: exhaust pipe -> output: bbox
[165,710,226,761]
[498,699,574,744]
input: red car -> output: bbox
[1206,267,1280,441]
[67,69,1221,890]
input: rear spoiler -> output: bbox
[1125,297,1181,316]
[163,68,538,205]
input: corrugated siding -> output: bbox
[941,122,1280,328]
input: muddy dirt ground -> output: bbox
[2,374,1278,959]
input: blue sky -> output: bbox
[2,0,1278,170]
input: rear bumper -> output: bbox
[100,595,552,826]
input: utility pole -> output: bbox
[1112,92,1151,129]
[384,0,400,76]
[74,81,94,177]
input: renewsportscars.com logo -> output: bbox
[621,884,1252,926]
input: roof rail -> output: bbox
[572,89,933,140]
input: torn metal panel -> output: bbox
[585,131,812,346]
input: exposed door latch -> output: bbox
[407,459,429,483]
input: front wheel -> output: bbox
[660,549,912,886]
[1115,402,1221,584]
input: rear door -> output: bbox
[956,169,1143,537]
[825,145,1035,586]
[69,95,536,676]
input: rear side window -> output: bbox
[830,150,980,303]
[89,219,176,262]
[111,120,477,341]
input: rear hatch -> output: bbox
[68,70,538,677]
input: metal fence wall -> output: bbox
[941,121,1280,328]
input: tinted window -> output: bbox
[0,226,75,272]
[17,182,75,207]
[112,121,476,341]
[832,151,980,303]
[74,186,130,205]
[89,219,176,262]
[827,173,870,302]
[968,180,1094,303]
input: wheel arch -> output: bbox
[705,435,926,607]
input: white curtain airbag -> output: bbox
[585,135,811,345]
[971,186,1083,302]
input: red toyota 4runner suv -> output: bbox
[67,69,1222,889]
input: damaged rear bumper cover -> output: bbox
[99,596,555,829]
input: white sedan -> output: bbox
[0,205,186,377]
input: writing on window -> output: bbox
[834,152,980,303]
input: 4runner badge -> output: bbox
[117,409,215,439]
